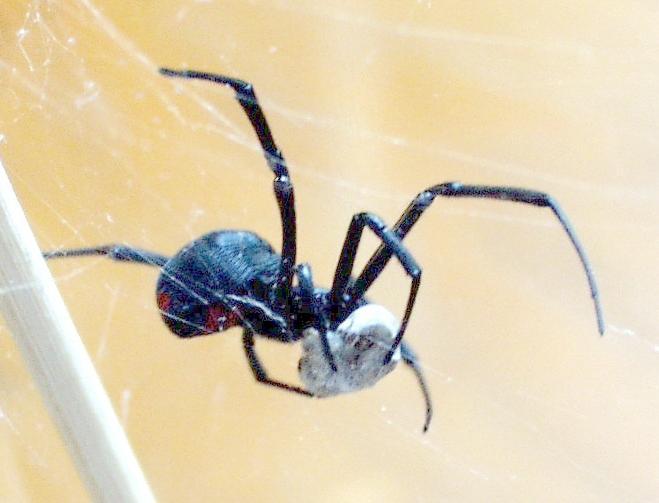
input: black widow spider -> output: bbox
[44,68,604,433]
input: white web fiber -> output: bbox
[1,1,658,501]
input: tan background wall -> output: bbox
[1,1,658,501]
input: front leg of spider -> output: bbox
[329,212,422,366]
[353,182,605,335]
[400,342,433,433]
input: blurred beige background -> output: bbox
[1,1,658,501]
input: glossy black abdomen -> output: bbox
[156,231,281,337]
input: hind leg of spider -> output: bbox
[159,68,297,314]
[242,329,313,396]
[401,341,433,433]
[44,244,168,267]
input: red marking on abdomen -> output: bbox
[205,304,239,333]
[157,292,171,312]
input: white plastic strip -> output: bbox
[0,158,155,503]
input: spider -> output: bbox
[44,68,605,433]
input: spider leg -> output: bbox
[353,182,604,335]
[242,328,313,396]
[159,68,296,315]
[294,263,314,309]
[44,244,168,267]
[330,212,422,365]
[401,341,433,433]
[294,263,337,372]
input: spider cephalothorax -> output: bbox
[44,68,604,433]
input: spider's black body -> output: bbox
[43,67,605,433]
[156,231,285,339]
[155,230,366,341]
